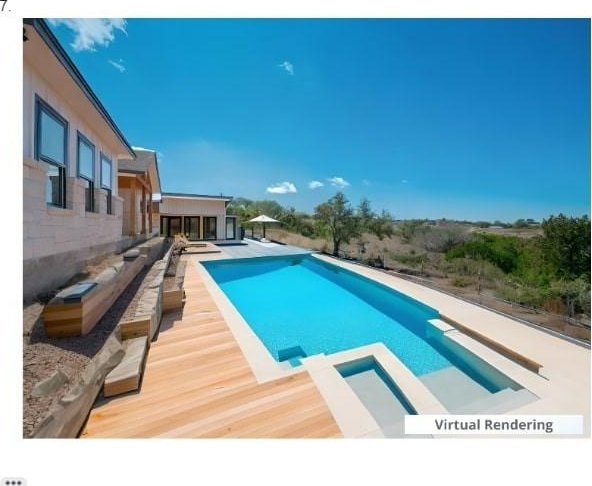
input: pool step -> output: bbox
[103,336,149,397]
[455,387,538,414]
[343,368,412,438]
[419,366,491,412]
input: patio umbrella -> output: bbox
[248,214,280,240]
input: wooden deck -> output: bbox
[81,255,341,438]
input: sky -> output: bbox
[45,18,591,222]
[3,3,591,486]
[45,18,590,221]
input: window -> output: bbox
[184,216,200,240]
[35,97,68,207]
[204,216,217,240]
[160,216,181,237]
[77,133,95,212]
[100,153,112,214]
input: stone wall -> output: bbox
[23,158,137,302]
[31,333,125,438]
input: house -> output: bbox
[23,19,136,301]
[159,193,240,242]
[118,148,162,238]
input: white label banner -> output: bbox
[405,415,584,435]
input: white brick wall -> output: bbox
[24,158,124,260]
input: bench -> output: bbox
[42,253,146,337]
[103,336,149,397]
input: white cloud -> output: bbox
[266,182,297,194]
[328,176,350,188]
[308,180,324,190]
[108,58,126,73]
[278,61,294,75]
[48,19,127,52]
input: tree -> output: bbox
[446,233,527,274]
[550,278,590,318]
[540,214,590,280]
[314,192,361,256]
[357,198,394,241]
[397,219,426,242]
[513,219,529,228]
[415,223,469,253]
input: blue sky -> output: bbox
[48,18,590,222]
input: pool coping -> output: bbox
[192,252,590,438]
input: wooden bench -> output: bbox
[42,253,146,337]
[440,314,543,374]
[103,336,149,397]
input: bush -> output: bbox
[413,224,469,253]
[389,252,425,267]
[446,233,523,274]
[452,276,473,288]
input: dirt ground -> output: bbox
[22,249,179,437]
[266,228,590,342]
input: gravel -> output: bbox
[22,261,154,438]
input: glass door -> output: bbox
[184,216,200,240]
[226,217,236,240]
[203,216,217,240]
[168,217,182,237]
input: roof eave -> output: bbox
[24,18,135,159]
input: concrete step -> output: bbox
[455,387,538,414]
[103,336,149,397]
[419,366,491,411]
[344,369,411,435]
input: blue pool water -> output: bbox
[203,255,535,414]
[204,255,457,376]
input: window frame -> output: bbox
[35,95,68,208]
[77,131,95,212]
[203,216,217,240]
[100,152,113,214]
[225,216,236,240]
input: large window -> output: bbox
[184,216,200,240]
[35,97,68,207]
[204,216,217,240]
[160,216,181,237]
[100,153,112,214]
[77,133,95,212]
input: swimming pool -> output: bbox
[202,254,536,414]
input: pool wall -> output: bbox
[195,254,542,436]
[337,356,417,415]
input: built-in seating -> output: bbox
[103,336,149,397]
[42,252,146,337]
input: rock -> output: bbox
[32,333,125,438]
[32,370,69,397]
[123,249,140,261]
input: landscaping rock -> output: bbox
[123,249,141,261]
[31,370,69,397]
[32,333,125,438]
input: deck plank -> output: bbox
[81,255,341,438]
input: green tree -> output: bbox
[513,219,529,228]
[357,198,394,241]
[397,219,426,242]
[549,278,590,318]
[314,192,361,256]
[415,223,469,253]
[540,214,590,279]
[446,233,523,274]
